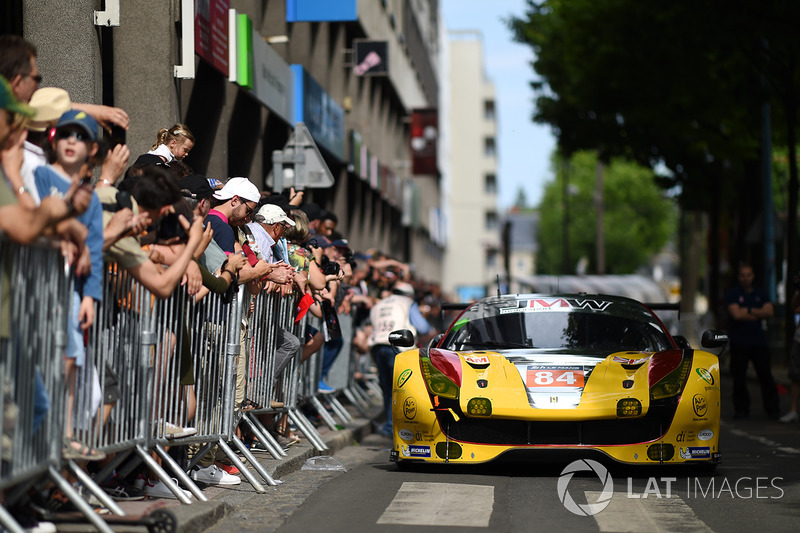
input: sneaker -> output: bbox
[153,419,197,439]
[318,380,335,394]
[779,410,799,423]
[217,462,240,475]
[133,473,147,491]
[190,464,241,486]
[144,478,194,500]
[102,476,146,501]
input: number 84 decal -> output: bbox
[526,368,585,388]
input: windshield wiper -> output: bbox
[462,340,532,350]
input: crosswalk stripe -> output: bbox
[587,491,714,533]
[377,482,494,527]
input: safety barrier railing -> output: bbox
[0,237,114,533]
[1,238,369,531]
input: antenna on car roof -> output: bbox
[497,275,501,296]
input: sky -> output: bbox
[441,0,556,210]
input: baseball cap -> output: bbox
[0,75,34,117]
[300,202,323,221]
[393,282,415,297]
[213,177,260,203]
[180,174,214,199]
[306,236,332,248]
[255,203,296,226]
[55,109,99,141]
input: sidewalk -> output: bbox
[57,401,383,533]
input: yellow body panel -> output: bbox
[391,348,721,466]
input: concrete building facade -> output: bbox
[442,30,500,300]
[2,0,444,283]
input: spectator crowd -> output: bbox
[0,34,442,529]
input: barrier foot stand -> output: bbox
[342,387,369,417]
[328,395,353,424]
[288,407,328,451]
[185,441,216,472]
[94,448,135,487]
[364,379,384,402]
[345,383,370,411]
[65,458,126,516]
[240,413,286,459]
[0,502,25,533]
[311,396,342,431]
[153,443,208,502]
[223,437,276,489]
[134,445,193,505]
[354,381,380,407]
[48,465,114,533]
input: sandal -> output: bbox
[63,437,106,461]
[240,398,263,411]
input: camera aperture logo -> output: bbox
[557,459,614,516]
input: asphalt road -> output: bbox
[207,377,800,533]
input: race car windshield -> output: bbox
[442,297,673,353]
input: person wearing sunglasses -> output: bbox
[32,109,108,460]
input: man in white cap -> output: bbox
[207,177,261,255]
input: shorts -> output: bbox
[304,325,319,344]
[66,291,86,367]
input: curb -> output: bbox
[167,405,383,533]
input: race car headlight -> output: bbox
[617,398,642,417]
[649,350,693,400]
[420,351,461,400]
[467,397,492,416]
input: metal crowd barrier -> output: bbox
[0,238,367,532]
[241,290,329,453]
[0,237,113,533]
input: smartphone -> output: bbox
[108,123,126,147]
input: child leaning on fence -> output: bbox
[33,109,106,461]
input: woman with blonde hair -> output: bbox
[148,123,194,162]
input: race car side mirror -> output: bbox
[701,330,728,349]
[389,329,415,348]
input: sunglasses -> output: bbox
[243,203,254,218]
[27,73,43,84]
[56,129,91,142]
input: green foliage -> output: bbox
[537,151,675,274]
[508,0,777,210]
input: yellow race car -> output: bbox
[388,294,726,470]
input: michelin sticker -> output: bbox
[679,446,711,459]
[401,445,431,458]
[398,429,414,441]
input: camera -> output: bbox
[319,255,340,276]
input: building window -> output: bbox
[486,250,497,269]
[485,174,497,195]
[486,211,498,231]
[484,100,496,121]
[484,137,496,158]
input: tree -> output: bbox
[537,150,674,275]
[510,1,800,347]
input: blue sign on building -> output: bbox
[286,0,357,22]
[291,65,346,161]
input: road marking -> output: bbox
[377,482,494,527]
[587,492,714,533]
[726,424,800,455]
